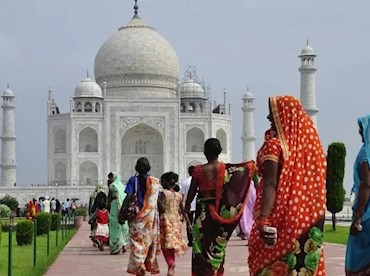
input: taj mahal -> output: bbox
[0,3,318,204]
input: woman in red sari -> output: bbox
[248,96,327,276]
[186,138,255,276]
[26,199,37,220]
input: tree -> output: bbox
[0,195,19,211]
[326,142,346,230]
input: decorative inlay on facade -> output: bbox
[98,74,178,90]
[120,116,165,135]
[78,158,99,167]
[77,124,98,133]
[186,124,205,132]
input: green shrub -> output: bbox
[16,220,34,245]
[50,213,61,231]
[0,195,19,211]
[0,204,11,218]
[75,208,86,217]
[1,222,17,232]
[35,213,51,235]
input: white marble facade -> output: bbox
[46,14,231,187]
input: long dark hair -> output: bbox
[135,157,151,196]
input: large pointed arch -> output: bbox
[54,161,66,185]
[216,129,227,153]
[186,127,204,152]
[79,127,98,152]
[79,161,98,186]
[121,123,163,181]
[54,128,66,153]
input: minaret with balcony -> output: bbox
[1,86,17,187]
[241,87,256,161]
[299,41,319,126]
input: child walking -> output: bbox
[91,201,109,251]
[158,172,190,276]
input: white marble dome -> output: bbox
[179,79,205,98]
[74,77,103,98]
[300,44,315,56]
[244,91,253,98]
[94,16,179,92]
[2,88,15,97]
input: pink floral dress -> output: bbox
[159,190,188,255]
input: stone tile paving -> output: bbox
[45,222,346,275]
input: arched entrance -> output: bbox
[121,123,164,181]
[79,161,98,186]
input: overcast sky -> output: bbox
[0,0,369,193]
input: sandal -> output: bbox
[167,264,175,276]
[136,265,146,276]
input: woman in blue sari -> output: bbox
[345,115,370,275]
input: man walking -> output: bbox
[180,165,195,246]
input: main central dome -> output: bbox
[94,15,179,93]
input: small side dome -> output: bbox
[2,88,15,97]
[74,77,103,98]
[300,44,315,56]
[179,79,206,99]
[244,91,253,98]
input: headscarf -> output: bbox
[90,184,105,201]
[353,115,370,223]
[358,115,370,166]
[110,173,126,207]
[249,96,327,274]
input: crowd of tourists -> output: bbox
[25,196,79,220]
[47,95,370,275]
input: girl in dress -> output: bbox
[93,200,109,251]
[158,172,190,276]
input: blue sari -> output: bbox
[345,115,370,275]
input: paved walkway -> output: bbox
[45,222,346,276]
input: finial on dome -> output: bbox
[247,86,249,92]
[87,69,89,78]
[306,38,309,45]
[7,84,9,89]
[134,0,139,16]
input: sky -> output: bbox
[0,0,369,194]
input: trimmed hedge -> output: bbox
[75,208,86,217]
[16,220,34,245]
[1,222,16,232]
[0,204,11,218]
[51,213,61,231]
[35,212,51,235]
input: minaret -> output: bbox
[241,87,256,161]
[299,41,318,126]
[1,86,17,187]
[223,88,227,115]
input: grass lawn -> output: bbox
[323,224,350,245]
[0,227,76,276]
